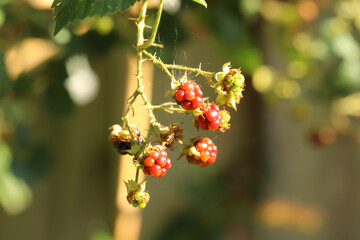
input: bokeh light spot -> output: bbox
[297,0,319,22]
[252,65,274,93]
[274,80,301,99]
[65,55,99,106]
[288,61,308,79]
[96,16,114,35]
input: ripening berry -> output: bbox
[149,165,162,177]
[143,157,155,167]
[142,148,171,177]
[187,137,218,167]
[191,96,203,109]
[175,89,186,102]
[156,156,167,168]
[194,103,222,131]
[174,81,203,110]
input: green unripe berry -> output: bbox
[220,110,231,123]
[233,74,245,87]
[138,202,147,209]
[135,191,143,202]
[230,85,241,92]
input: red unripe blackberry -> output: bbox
[208,118,221,130]
[143,167,150,175]
[149,151,160,159]
[149,165,162,177]
[160,168,167,177]
[194,103,222,131]
[143,157,155,167]
[200,150,210,161]
[142,148,171,177]
[181,81,195,91]
[164,158,171,169]
[174,81,203,110]
[181,101,192,110]
[187,137,218,167]
[196,116,209,130]
[156,156,167,168]
[194,85,203,98]
[205,110,219,122]
[185,91,196,101]
[175,90,186,102]
[160,150,167,157]
[191,96,203,109]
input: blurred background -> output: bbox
[1,0,360,239]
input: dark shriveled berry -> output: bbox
[110,125,145,155]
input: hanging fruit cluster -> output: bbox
[109,62,245,208]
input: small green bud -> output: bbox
[138,202,147,209]
[219,110,231,123]
[233,74,245,87]
[230,85,242,92]
[135,191,143,202]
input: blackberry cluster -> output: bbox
[174,81,203,110]
[187,137,218,167]
[142,148,171,177]
[194,103,222,131]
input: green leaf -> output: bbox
[191,0,207,8]
[52,0,141,35]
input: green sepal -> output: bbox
[124,180,139,193]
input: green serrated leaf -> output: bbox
[52,0,141,35]
[191,0,207,8]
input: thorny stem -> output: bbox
[151,105,202,115]
[137,0,164,49]
[143,50,216,86]
[164,63,215,78]
[122,0,219,185]
[126,0,164,183]
[143,50,174,79]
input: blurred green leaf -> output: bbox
[90,229,113,240]
[0,140,32,215]
[52,0,141,35]
[0,53,11,98]
[43,80,75,116]
[191,0,207,8]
